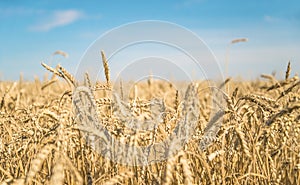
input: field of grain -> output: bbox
[0,58,299,185]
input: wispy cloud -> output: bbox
[29,10,84,32]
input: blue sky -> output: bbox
[0,0,299,81]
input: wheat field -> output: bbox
[0,56,299,184]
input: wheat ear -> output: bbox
[101,50,110,85]
[285,61,291,80]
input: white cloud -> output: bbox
[29,10,83,31]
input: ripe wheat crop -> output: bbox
[0,54,299,184]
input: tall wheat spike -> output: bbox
[285,61,291,80]
[101,50,110,85]
[41,62,63,77]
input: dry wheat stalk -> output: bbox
[41,79,58,90]
[234,125,251,158]
[285,61,291,81]
[41,62,63,77]
[219,77,231,89]
[199,110,225,151]
[207,150,225,161]
[231,38,248,44]
[267,76,298,91]
[93,81,111,91]
[239,94,275,113]
[119,79,124,100]
[261,74,275,82]
[231,87,239,102]
[101,50,110,85]
[53,50,69,58]
[57,64,76,86]
[84,72,92,88]
[49,153,64,185]
[62,154,83,185]
[174,90,179,111]
[266,103,300,125]
[277,80,299,100]
[163,155,176,185]
[178,152,193,184]
[25,144,54,184]
[103,171,134,185]
[73,86,111,149]
[0,83,16,110]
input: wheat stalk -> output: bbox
[25,144,54,184]
[53,50,69,58]
[285,61,291,81]
[41,62,63,77]
[179,152,193,184]
[101,50,110,85]
[49,153,64,185]
[103,171,134,185]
